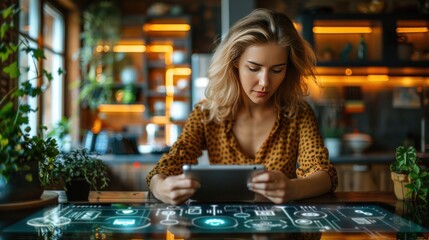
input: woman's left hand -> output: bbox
[247,170,296,204]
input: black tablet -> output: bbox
[182,164,265,202]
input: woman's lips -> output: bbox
[254,91,268,97]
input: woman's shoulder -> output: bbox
[190,100,211,119]
[281,99,315,117]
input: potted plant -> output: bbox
[40,148,110,201]
[0,5,61,203]
[390,146,429,203]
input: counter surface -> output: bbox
[1,191,428,239]
[100,152,396,164]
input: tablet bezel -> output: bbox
[182,164,265,202]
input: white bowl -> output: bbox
[343,133,372,155]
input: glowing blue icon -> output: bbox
[205,218,225,226]
[113,219,135,226]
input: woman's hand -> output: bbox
[150,174,201,205]
[247,170,296,204]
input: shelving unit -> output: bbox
[85,15,192,150]
[142,15,192,147]
[298,13,429,76]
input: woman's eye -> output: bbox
[272,68,283,73]
[248,67,259,72]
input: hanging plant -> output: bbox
[78,1,121,110]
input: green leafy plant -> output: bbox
[47,117,71,152]
[77,1,121,110]
[390,146,429,203]
[40,148,110,191]
[0,5,61,186]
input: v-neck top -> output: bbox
[146,101,338,192]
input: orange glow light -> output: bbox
[148,45,173,53]
[313,27,372,34]
[144,24,190,32]
[151,116,170,124]
[113,45,146,52]
[173,68,192,75]
[98,104,145,113]
[396,27,429,33]
[368,75,389,82]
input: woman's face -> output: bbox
[237,42,288,106]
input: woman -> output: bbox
[147,8,337,205]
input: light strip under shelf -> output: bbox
[98,104,146,113]
[113,45,146,52]
[313,27,373,34]
[143,24,191,32]
[396,27,429,33]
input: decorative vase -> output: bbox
[0,162,43,203]
[391,172,412,201]
[65,178,91,202]
[324,138,341,157]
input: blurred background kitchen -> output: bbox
[2,0,428,192]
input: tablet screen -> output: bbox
[182,164,265,202]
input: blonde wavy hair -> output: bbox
[200,8,317,122]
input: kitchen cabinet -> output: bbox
[335,163,393,192]
[298,13,429,76]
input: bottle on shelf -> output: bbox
[357,34,367,61]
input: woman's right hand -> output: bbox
[149,174,201,205]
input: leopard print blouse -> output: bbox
[146,101,338,192]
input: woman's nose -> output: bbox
[258,71,269,87]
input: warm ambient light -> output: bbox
[396,27,429,33]
[165,68,192,97]
[367,75,389,82]
[143,24,191,32]
[313,27,373,34]
[98,104,145,113]
[319,75,389,83]
[148,45,173,53]
[96,44,172,53]
[151,116,170,124]
[113,45,146,52]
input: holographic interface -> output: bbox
[3,203,428,238]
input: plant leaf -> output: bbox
[32,48,45,59]
[3,62,19,78]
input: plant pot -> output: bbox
[65,179,90,202]
[0,162,43,204]
[391,172,412,201]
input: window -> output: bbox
[42,4,65,132]
[18,0,65,135]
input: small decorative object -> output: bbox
[357,34,367,60]
[390,146,429,203]
[120,66,138,85]
[324,138,342,157]
[342,130,372,155]
[397,34,414,61]
[147,3,171,16]
[40,148,110,201]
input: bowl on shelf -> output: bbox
[343,132,372,155]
